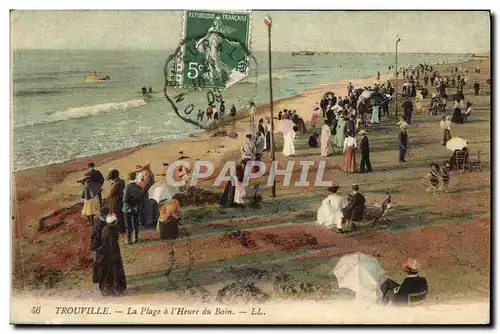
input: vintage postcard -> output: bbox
[10,10,491,325]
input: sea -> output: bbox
[12,49,471,172]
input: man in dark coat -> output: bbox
[90,208,109,284]
[105,170,126,233]
[474,81,480,96]
[320,98,328,117]
[398,124,409,163]
[258,118,266,137]
[342,184,366,230]
[122,172,144,244]
[345,116,355,137]
[401,98,414,125]
[96,213,127,296]
[326,107,335,125]
[85,162,105,205]
[219,161,245,207]
[359,130,372,173]
[380,259,428,306]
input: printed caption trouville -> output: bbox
[53,306,266,317]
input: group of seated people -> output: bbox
[451,99,473,124]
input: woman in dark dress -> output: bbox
[219,161,245,207]
[451,103,463,124]
[96,213,127,296]
[90,208,109,284]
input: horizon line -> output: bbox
[11,47,486,55]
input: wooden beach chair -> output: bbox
[455,151,469,173]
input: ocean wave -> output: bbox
[16,99,148,128]
[14,89,63,97]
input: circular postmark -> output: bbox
[163,10,260,131]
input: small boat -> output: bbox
[84,74,111,82]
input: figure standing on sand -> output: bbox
[320,120,333,157]
[249,102,256,132]
[398,123,409,163]
[311,106,320,128]
[340,129,357,173]
[359,130,372,173]
[402,97,414,125]
[90,207,109,284]
[334,114,348,148]
[105,169,126,233]
[79,174,101,225]
[440,115,452,146]
[122,172,144,245]
[219,160,246,207]
[95,213,127,296]
[84,162,105,205]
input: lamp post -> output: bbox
[265,16,276,198]
[395,37,401,116]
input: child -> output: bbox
[426,163,441,195]
[440,161,451,192]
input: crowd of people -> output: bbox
[81,57,485,306]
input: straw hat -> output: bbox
[400,123,408,129]
[403,258,419,273]
[327,185,340,193]
[358,130,367,136]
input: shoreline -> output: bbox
[12,57,475,217]
[12,53,454,174]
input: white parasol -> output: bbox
[360,90,374,100]
[446,137,468,151]
[148,182,179,203]
[332,252,383,301]
[276,119,294,133]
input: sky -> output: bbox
[10,10,490,53]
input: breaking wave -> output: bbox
[17,99,148,128]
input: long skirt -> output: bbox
[219,183,236,207]
[265,132,271,151]
[442,129,451,145]
[340,147,357,173]
[82,196,101,217]
[321,139,333,157]
[234,184,246,204]
[371,107,380,123]
[97,254,127,296]
[282,132,296,157]
[311,113,319,128]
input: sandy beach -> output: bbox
[12,54,491,321]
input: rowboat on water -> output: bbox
[84,74,111,82]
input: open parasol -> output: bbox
[276,118,294,133]
[148,182,179,203]
[446,137,468,151]
[332,252,383,301]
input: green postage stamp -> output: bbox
[167,10,251,90]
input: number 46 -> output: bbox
[31,306,41,314]
[187,62,204,79]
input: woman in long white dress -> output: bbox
[282,131,296,157]
[320,120,333,157]
[316,185,346,232]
